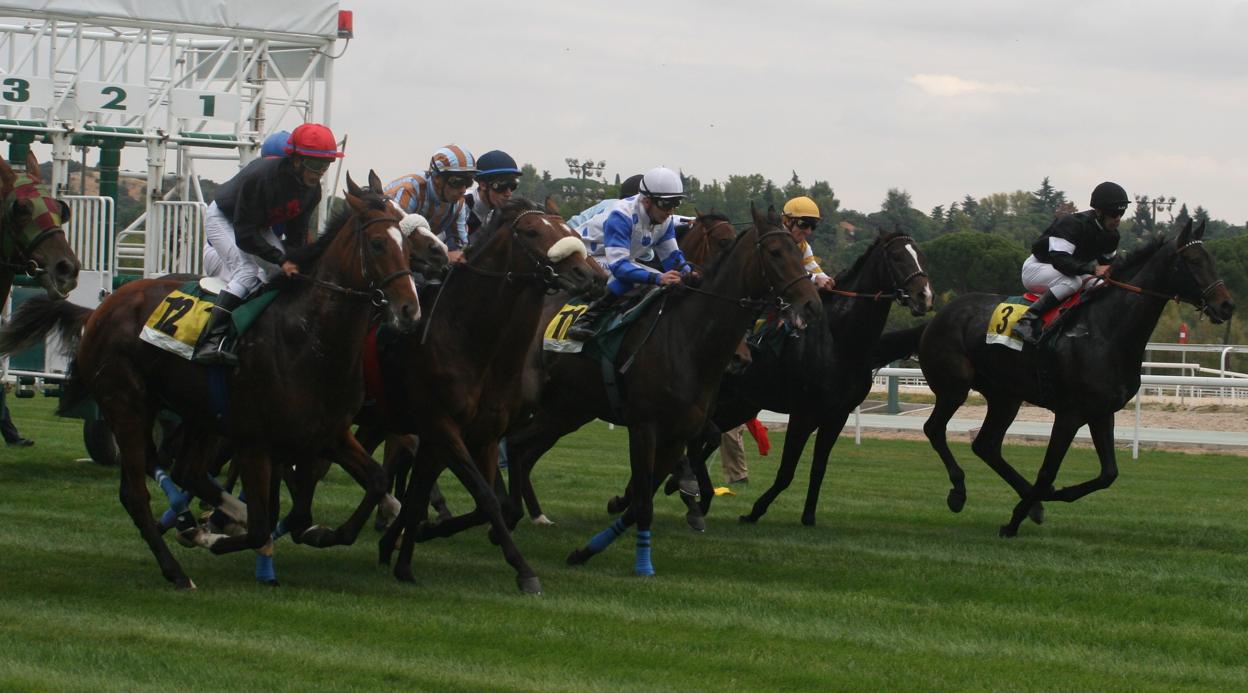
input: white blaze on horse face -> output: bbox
[905,242,934,306]
[548,235,588,261]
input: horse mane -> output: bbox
[1109,234,1169,280]
[833,231,904,285]
[282,190,392,274]
[465,197,544,259]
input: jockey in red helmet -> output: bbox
[193,122,343,365]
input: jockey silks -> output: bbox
[213,157,320,265]
[1030,210,1120,277]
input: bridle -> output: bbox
[680,227,810,312]
[1103,238,1226,317]
[455,209,574,292]
[824,234,927,306]
[1,179,68,277]
[297,212,414,306]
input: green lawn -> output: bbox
[1,396,1246,692]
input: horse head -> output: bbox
[679,212,737,266]
[368,171,449,278]
[745,203,821,330]
[0,152,81,299]
[1172,219,1234,323]
[478,198,606,298]
[876,229,933,316]
[335,172,422,332]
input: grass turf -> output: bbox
[1,396,1246,691]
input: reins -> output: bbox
[455,209,567,291]
[824,235,926,304]
[1101,239,1225,313]
[294,213,413,306]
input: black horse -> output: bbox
[505,205,822,576]
[918,220,1233,537]
[678,230,933,527]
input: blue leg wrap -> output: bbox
[271,516,289,541]
[154,467,188,513]
[635,530,654,576]
[254,554,276,583]
[586,517,627,555]
[159,507,178,529]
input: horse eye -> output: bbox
[370,237,386,251]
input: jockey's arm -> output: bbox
[603,213,661,285]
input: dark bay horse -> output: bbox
[918,220,1233,537]
[0,152,81,306]
[356,199,605,594]
[0,171,423,589]
[683,230,933,527]
[505,205,822,577]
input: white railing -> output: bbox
[62,195,114,275]
[149,201,207,276]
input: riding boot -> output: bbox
[1012,289,1063,346]
[192,291,245,365]
[566,291,623,342]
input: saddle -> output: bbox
[543,288,664,360]
[139,278,280,360]
[986,292,1084,351]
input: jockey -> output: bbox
[781,196,834,290]
[565,166,692,341]
[384,145,476,262]
[566,173,645,229]
[465,149,521,235]
[203,130,293,280]
[192,122,342,365]
[1012,181,1129,345]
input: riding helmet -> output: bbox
[639,166,683,199]
[1090,181,1130,214]
[619,173,643,198]
[782,196,821,219]
[285,123,344,158]
[261,130,291,158]
[475,150,520,180]
[429,145,478,175]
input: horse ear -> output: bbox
[543,195,559,214]
[1195,219,1207,240]
[24,151,40,181]
[345,172,362,197]
[367,169,384,194]
[1176,218,1192,246]
[750,202,764,228]
[0,156,14,191]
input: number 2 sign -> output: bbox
[76,81,149,114]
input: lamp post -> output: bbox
[1133,194,1176,231]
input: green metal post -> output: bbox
[8,131,34,165]
[98,141,123,204]
[886,361,900,414]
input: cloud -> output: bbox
[908,73,1036,97]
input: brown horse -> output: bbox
[0,171,423,589]
[504,205,822,576]
[359,198,605,594]
[0,152,81,307]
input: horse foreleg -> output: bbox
[388,447,440,583]
[111,409,193,589]
[1000,413,1080,537]
[300,430,388,547]
[923,384,970,513]
[741,412,816,524]
[801,411,851,527]
[1047,413,1119,503]
[208,447,274,555]
[971,395,1045,525]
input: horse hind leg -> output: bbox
[971,395,1045,525]
[742,413,817,524]
[800,411,851,527]
[923,383,970,513]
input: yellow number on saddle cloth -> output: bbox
[985,301,1028,351]
[542,302,589,353]
[139,289,215,359]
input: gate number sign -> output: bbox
[0,75,56,109]
[77,81,150,114]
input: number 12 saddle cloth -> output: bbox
[139,278,279,360]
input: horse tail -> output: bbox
[0,295,91,358]
[872,323,927,368]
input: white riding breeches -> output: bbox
[201,242,228,280]
[1021,254,1093,301]
[204,201,283,299]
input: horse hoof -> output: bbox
[606,496,626,514]
[663,477,679,496]
[517,576,543,595]
[530,514,556,527]
[373,518,389,533]
[635,567,656,578]
[738,514,758,524]
[678,479,700,498]
[566,548,592,566]
[685,512,706,533]
[487,526,503,546]
[947,489,967,513]
[1028,502,1046,525]
[393,565,416,583]
[174,577,196,591]
[998,524,1018,539]
[800,514,816,527]
[300,525,335,547]
[258,579,280,587]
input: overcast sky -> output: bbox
[324,1,1248,222]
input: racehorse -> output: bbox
[0,171,424,589]
[682,230,933,527]
[505,205,822,576]
[354,199,604,594]
[917,219,1233,537]
[0,152,81,306]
